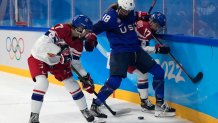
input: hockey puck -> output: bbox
[138,116,144,120]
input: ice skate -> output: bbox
[90,99,107,118]
[28,112,40,123]
[154,102,176,117]
[81,108,95,122]
[90,99,107,123]
[141,98,155,113]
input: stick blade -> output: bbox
[192,72,203,83]
[114,108,131,116]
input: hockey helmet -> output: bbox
[150,12,166,27]
[118,0,135,11]
[72,15,93,31]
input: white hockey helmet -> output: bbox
[118,0,135,11]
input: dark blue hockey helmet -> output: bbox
[150,12,166,27]
[72,15,93,31]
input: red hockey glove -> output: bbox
[155,44,170,54]
[79,73,95,94]
[136,11,150,21]
[58,45,72,64]
[60,53,72,64]
[84,33,98,52]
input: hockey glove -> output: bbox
[155,44,170,54]
[136,11,150,21]
[84,33,98,52]
[58,45,72,64]
[79,73,95,94]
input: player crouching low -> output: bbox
[28,15,97,123]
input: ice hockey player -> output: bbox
[28,15,97,123]
[128,11,175,117]
[90,0,176,118]
[70,16,98,96]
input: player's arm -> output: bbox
[135,20,156,53]
[138,29,170,54]
[138,35,156,54]
[35,29,63,65]
[44,42,62,65]
[93,21,108,35]
[141,42,156,54]
[93,13,112,35]
[136,20,170,54]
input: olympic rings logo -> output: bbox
[5,37,24,60]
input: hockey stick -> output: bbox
[152,35,203,83]
[148,0,157,14]
[146,1,203,83]
[71,65,131,116]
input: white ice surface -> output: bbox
[0,71,192,123]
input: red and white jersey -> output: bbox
[70,38,83,58]
[127,20,157,74]
[31,24,73,65]
[135,20,156,54]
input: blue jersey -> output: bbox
[93,8,140,54]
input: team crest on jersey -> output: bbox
[117,18,121,23]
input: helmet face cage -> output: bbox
[151,12,166,27]
[150,12,166,33]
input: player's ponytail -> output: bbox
[106,3,118,12]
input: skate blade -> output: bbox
[93,117,107,123]
[154,112,176,117]
[142,109,155,114]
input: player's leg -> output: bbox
[135,49,175,117]
[148,64,176,117]
[90,75,122,118]
[133,69,155,111]
[28,55,50,123]
[90,52,133,118]
[52,63,94,122]
[63,77,94,122]
[30,75,49,123]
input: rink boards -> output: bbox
[0,27,217,123]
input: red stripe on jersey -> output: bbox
[70,88,81,95]
[33,89,46,94]
[72,51,81,56]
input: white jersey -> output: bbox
[31,35,61,65]
[31,23,74,66]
